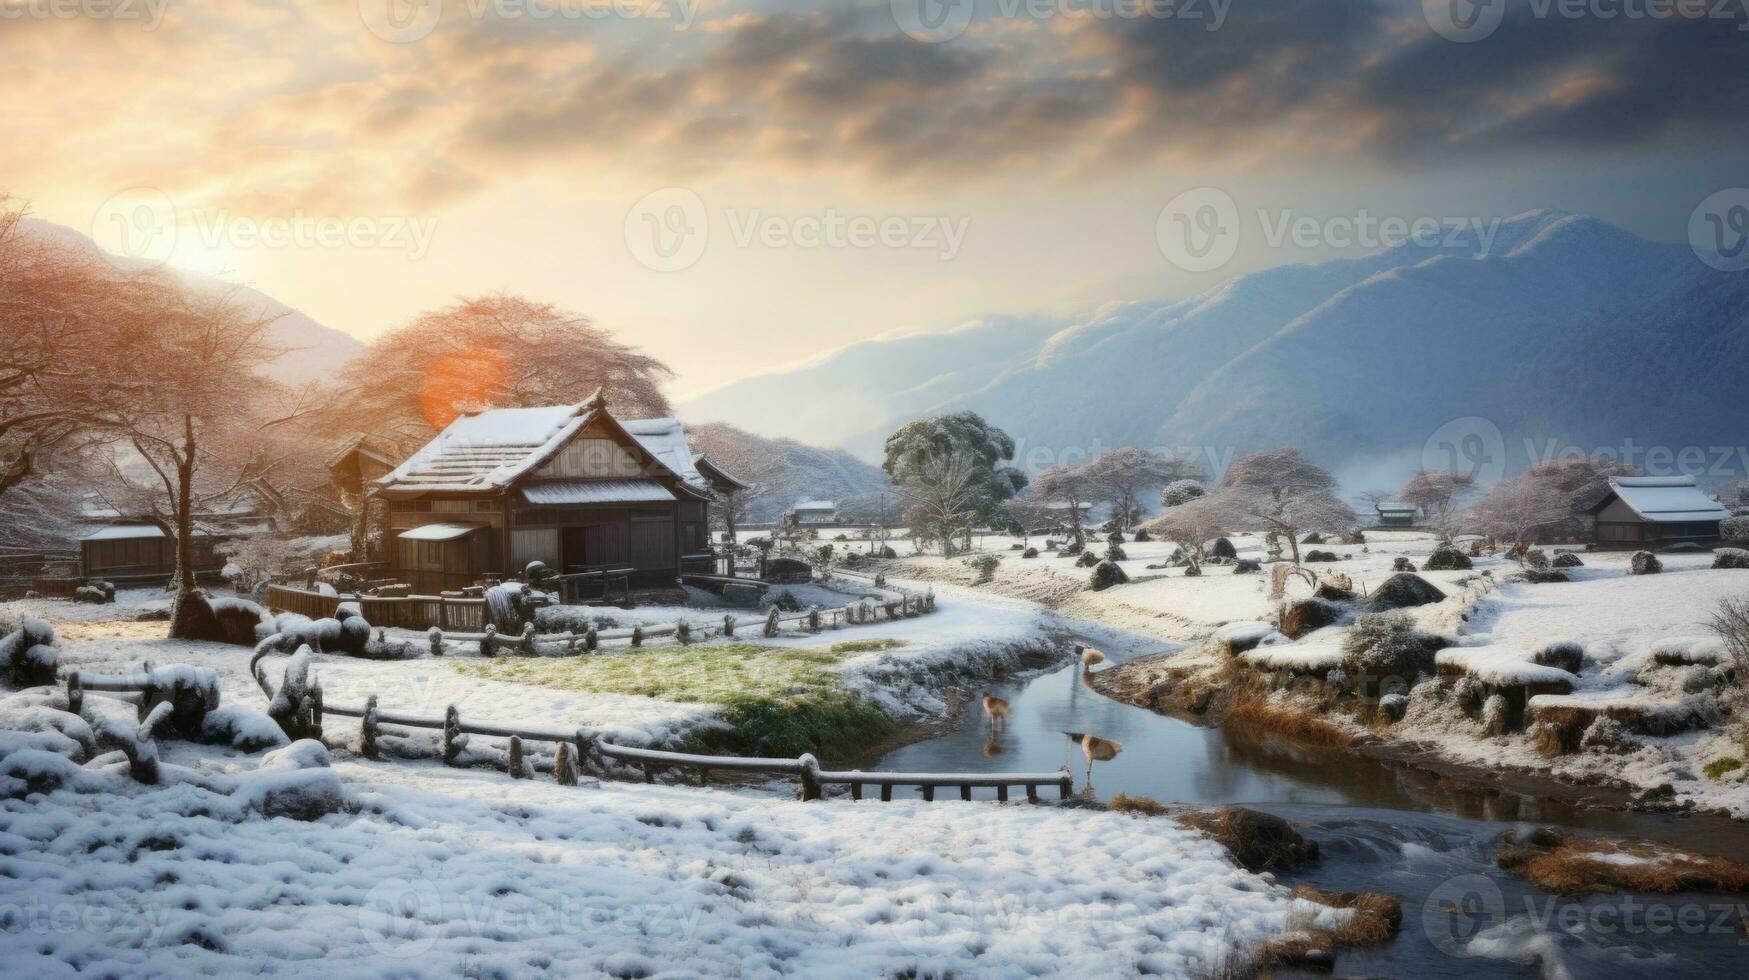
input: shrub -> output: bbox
[1481,693,1510,736]
[1075,550,1101,568]
[1281,598,1342,639]
[1161,479,1206,507]
[1341,612,1444,682]
[1133,528,1152,543]
[1423,544,1472,571]
[966,554,1001,583]
[1365,573,1446,610]
[1522,549,1550,570]
[1210,537,1237,560]
[1301,532,1325,545]
[1341,530,1367,545]
[1704,758,1744,780]
[1580,717,1634,754]
[1303,550,1339,563]
[1090,559,1130,592]
[1183,564,1202,578]
[1722,515,1749,544]
[1630,551,1663,575]
[1392,556,1417,573]
[1552,552,1584,568]
[1533,641,1584,674]
[1233,559,1261,575]
[1380,692,1408,723]
[1523,569,1570,584]
[0,617,59,687]
[1022,547,1039,559]
[1712,548,1749,570]
[1105,543,1128,562]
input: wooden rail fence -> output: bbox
[248,639,1074,804]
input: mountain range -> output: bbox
[679,210,1749,489]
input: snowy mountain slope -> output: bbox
[685,422,895,522]
[680,211,1747,481]
[17,218,363,386]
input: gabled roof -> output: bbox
[692,453,751,492]
[1592,476,1731,524]
[1376,501,1417,513]
[374,392,707,500]
[80,523,166,542]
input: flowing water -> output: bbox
[876,649,1749,978]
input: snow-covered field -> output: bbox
[0,582,1331,978]
[884,530,1749,817]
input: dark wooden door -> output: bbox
[561,526,589,571]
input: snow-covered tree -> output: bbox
[1218,448,1355,565]
[1031,464,1100,547]
[883,413,1025,553]
[1398,469,1476,541]
[1084,447,1203,528]
[1145,494,1226,571]
[1465,471,1571,546]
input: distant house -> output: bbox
[372,391,743,593]
[77,488,276,583]
[1375,501,1419,528]
[787,500,839,526]
[1588,476,1730,549]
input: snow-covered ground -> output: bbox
[0,743,1332,978]
[884,530,1749,818]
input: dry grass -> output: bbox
[1497,830,1749,896]
[1223,690,1356,748]
[1107,792,1169,816]
[1178,806,1320,872]
[1290,885,1404,947]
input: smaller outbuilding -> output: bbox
[1588,476,1730,549]
[1374,501,1418,528]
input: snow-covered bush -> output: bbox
[1365,573,1446,610]
[1209,537,1237,560]
[1392,556,1417,572]
[1133,528,1152,542]
[1521,548,1550,570]
[265,610,370,656]
[1233,559,1261,575]
[1580,716,1635,754]
[1722,515,1749,545]
[1089,559,1129,592]
[221,536,307,594]
[0,618,59,688]
[201,704,290,751]
[1711,548,1749,570]
[1630,551,1662,575]
[1523,569,1569,584]
[1552,552,1584,568]
[1481,693,1511,736]
[1074,550,1100,568]
[1161,479,1206,507]
[1341,612,1444,683]
[1380,692,1408,723]
[1301,532,1325,545]
[1533,641,1585,674]
[1021,547,1039,559]
[1302,550,1338,563]
[965,554,1000,583]
[1453,675,1484,714]
[1105,542,1128,563]
[1422,544,1472,571]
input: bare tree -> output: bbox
[1084,447,1203,528]
[1146,494,1227,571]
[897,451,979,557]
[1465,471,1571,547]
[1399,469,1476,540]
[1709,595,1749,711]
[1219,448,1355,564]
[92,286,307,638]
[1032,464,1100,546]
[328,294,673,447]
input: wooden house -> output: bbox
[77,489,276,583]
[373,391,744,593]
[1588,476,1730,549]
[786,500,839,526]
[1374,501,1418,528]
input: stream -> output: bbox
[875,647,1749,978]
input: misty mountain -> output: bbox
[18,218,363,386]
[678,211,1749,486]
[685,422,895,524]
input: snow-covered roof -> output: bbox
[520,479,677,506]
[793,500,837,511]
[1376,501,1416,513]
[79,523,166,542]
[375,392,705,498]
[397,523,486,542]
[621,418,707,491]
[1597,476,1730,524]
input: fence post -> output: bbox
[65,671,82,716]
[508,735,526,779]
[519,623,536,656]
[308,685,324,741]
[1057,769,1072,800]
[763,607,780,638]
[631,625,644,648]
[798,753,822,802]
[443,705,465,766]
[585,627,599,652]
[677,620,691,645]
[480,625,496,658]
[428,627,444,657]
[361,694,379,760]
[723,614,735,638]
[807,607,820,632]
[556,741,577,785]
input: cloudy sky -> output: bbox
[8,0,1745,392]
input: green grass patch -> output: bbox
[827,638,908,654]
[450,642,895,760]
[1704,757,1743,780]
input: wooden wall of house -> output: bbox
[82,537,174,578]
